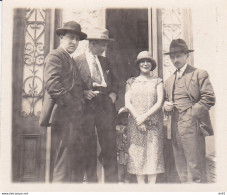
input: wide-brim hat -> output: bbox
[56,21,87,40]
[164,39,194,55]
[86,27,114,41]
[135,51,157,71]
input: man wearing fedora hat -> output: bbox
[163,39,215,183]
[40,21,87,182]
[73,27,118,183]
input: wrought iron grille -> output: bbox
[21,9,46,118]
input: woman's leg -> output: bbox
[148,174,157,184]
[136,174,145,184]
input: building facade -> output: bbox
[11,7,215,183]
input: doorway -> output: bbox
[106,9,149,110]
[106,9,180,183]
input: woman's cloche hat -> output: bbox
[86,27,114,41]
[164,39,194,55]
[56,21,87,40]
[135,51,157,71]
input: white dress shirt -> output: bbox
[85,50,107,87]
[177,63,188,79]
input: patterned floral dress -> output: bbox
[126,77,164,175]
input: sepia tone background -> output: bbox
[1,0,227,192]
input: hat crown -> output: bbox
[164,39,194,55]
[137,51,153,61]
[165,38,194,55]
[56,21,87,40]
[87,27,114,41]
[170,39,188,51]
[62,21,82,32]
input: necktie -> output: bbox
[91,55,102,84]
[176,69,181,80]
[174,69,180,86]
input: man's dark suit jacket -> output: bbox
[40,46,84,126]
[164,65,215,136]
[73,53,118,95]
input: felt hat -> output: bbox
[86,27,114,41]
[164,39,194,55]
[56,21,87,40]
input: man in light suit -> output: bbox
[163,39,215,183]
[39,21,87,182]
[73,27,118,183]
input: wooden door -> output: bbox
[12,8,51,182]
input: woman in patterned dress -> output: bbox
[125,51,164,183]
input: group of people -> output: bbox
[40,20,215,184]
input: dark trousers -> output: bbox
[50,108,84,182]
[81,95,118,183]
[171,108,207,183]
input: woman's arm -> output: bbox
[136,82,164,125]
[125,83,138,119]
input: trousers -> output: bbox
[80,94,118,183]
[50,107,84,182]
[171,107,207,183]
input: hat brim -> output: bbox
[135,58,157,71]
[86,38,115,42]
[56,29,87,40]
[164,49,194,55]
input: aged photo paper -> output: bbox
[1,0,227,192]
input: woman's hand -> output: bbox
[135,113,148,126]
[163,101,174,112]
[138,123,146,132]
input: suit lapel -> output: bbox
[98,56,108,83]
[183,65,195,90]
[77,54,93,89]
[168,74,176,102]
[82,54,91,77]
[58,46,70,59]
[56,46,65,54]
[58,46,73,70]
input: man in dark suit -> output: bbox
[73,27,118,183]
[39,21,87,182]
[163,39,215,183]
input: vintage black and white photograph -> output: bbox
[1,0,227,192]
